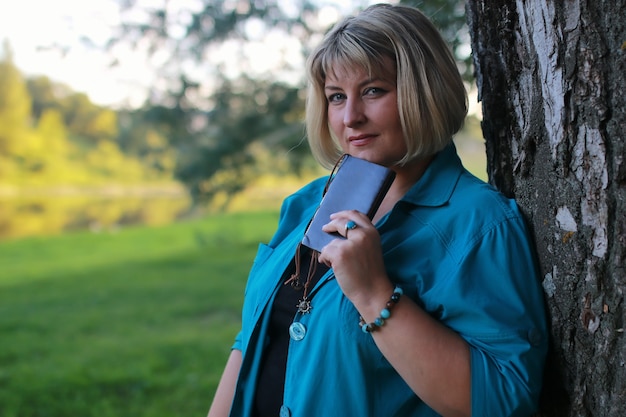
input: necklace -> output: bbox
[284,157,342,314]
[284,244,319,314]
[296,298,313,314]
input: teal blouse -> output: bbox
[228,143,548,417]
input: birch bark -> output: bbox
[466,1,626,415]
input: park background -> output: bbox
[0,0,483,416]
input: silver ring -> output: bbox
[345,220,357,237]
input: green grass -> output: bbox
[0,211,279,417]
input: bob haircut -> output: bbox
[305,3,468,169]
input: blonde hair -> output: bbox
[305,3,468,169]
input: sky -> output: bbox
[0,0,150,107]
[0,0,482,116]
[0,0,373,109]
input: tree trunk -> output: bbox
[466,0,626,415]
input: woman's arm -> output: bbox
[320,209,546,417]
[320,211,471,417]
[207,349,242,417]
[357,285,471,417]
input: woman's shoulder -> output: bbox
[437,171,530,253]
[452,170,521,221]
[402,167,527,246]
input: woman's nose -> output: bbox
[343,98,366,127]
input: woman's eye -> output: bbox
[364,87,384,96]
[327,93,345,103]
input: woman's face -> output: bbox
[324,59,406,168]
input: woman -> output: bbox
[208,4,547,417]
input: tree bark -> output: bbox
[466,0,626,415]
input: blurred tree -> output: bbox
[107,0,468,205]
[175,76,307,204]
[37,110,68,154]
[85,108,119,142]
[467,1,625,415]
[142,129,176,179]
[0,42,32,157]
[26,76,71,121]
[0,44,181,187]
[399,0,471,79]
[34,109,76,179]
[116,109,177,180]
[60,92,118,142]
[20,109,72,177]
[106,0,321,204]
[86,139,144,181]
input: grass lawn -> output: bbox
[0,211,279,417]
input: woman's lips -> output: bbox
[348,134,375,146]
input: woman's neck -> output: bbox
[372,155,434,224]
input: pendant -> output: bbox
[289,322,306,341]
[290,279,302,290]
[296,297,312,314]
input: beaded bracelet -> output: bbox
[359,286,403,333]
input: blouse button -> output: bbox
[279,405,291,417]
[289,322,306,341]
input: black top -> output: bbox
[253,247,329,417]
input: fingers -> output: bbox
[322,210,369,238]
[318,210,387,300]
[344,219,357,238]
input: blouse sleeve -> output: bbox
[438,215,548,417]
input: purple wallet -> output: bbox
[301,154,396,252]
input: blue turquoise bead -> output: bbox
[380,308,391,319]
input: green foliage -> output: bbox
[176,76,309,204]
[0,1,474,209]
[116,107,185,180]
[400,0,472,79]
[0,194,192,240]
[21,109,73,179]
[0,42,32,156]
[105,0,471,205]
[0,50,179,187]
[106,0,323,204]
[62,92,119,142]
[26,76,69,120]
[0,211,279,417]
